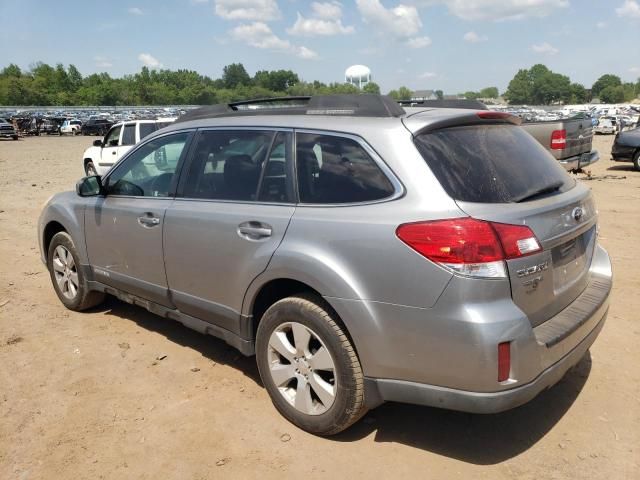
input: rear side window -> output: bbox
[183,130,278,201]
[122,124,136,146]
[414,125,574,203]
[139,123,157,140]
[296,133,394,204]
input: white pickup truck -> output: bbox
[60,119,82,135]
[83,119,174,176]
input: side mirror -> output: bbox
[76,176,103,197]
[93,139,103,147]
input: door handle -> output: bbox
[112,150,117,155]
[138,214,160,227]
[238,221,272,240]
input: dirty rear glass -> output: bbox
[414,125,574,203]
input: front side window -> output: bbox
[295,132,394,204]
[106,132,189,197]
[183,130,279,201]
[104,126,121,147]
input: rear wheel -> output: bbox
[633,151,640,171]
[256,295,367,435]
[47,232,105,311]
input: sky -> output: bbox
[0,0,638,93]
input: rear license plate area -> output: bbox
[551,227,594,293]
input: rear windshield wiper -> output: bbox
[513,181,564,203]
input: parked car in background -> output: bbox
[611,125,640,171]
[0,118,19,140]
[82,119,176,175]
[60,119,83,135]
[593,117,617,135]
[81,118,114,136]
[520,116,598,172]
[41,95,612,435]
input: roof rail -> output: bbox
[399,99,488,110]
[175,94,406,123]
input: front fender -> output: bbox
[82,146,101,162]
[38,192,88,265]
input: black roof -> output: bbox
[175,95,406,123]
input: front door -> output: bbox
[99,125,122,171]
[163,129,295,334]
[85,131,191,306]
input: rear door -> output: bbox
[163,129,295,334]
[413,124,596,326]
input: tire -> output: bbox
[85,160,98,176]
[47,232,105,311]
[256,295,367,436]
[633,150,640,172]
[12,135,18,141]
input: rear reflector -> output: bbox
[396,218,541,278]
[550,129,567,150]
[498,342,511,382]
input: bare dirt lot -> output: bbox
[0,133,639,479]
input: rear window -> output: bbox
[414,125,574,203]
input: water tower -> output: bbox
[345,65,371,89]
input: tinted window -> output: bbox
[296,133,394,204]
[107,133,188,197]
[258,132,293,203]
[140,123,156,140]
[121,124,136,146]
[414,125,574,203]
[183,130,274,201]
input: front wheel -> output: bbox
[47,232,105,311]
[633,151,640,172]
[256,295,367,436]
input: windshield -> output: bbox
[414,124,574,203]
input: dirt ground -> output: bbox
[0,132,638,480]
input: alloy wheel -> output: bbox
[52,245,79,300]
[267,322,337,415]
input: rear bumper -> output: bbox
[611,144,636,162]
[365,300,607,413]
[558,150,599,171]
[331,244,612,413]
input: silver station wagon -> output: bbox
[38,95,612,435]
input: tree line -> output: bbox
[0,61,638,106]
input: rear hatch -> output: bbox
[410,120,596,325]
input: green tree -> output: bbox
[505,69,531,104]
[591,74,622,99]
[254,69,299,91]
[435,89,444,100]
[463,91,479,99]
[1,64,22,77]
[222,63,251,89]
[569,83,588,103]
[600,85,625,103]
[397,86,412,100]
[479,87,499,98]
[362,82,381,94]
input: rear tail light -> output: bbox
[498,342,511,382]
[396,218,541,278]
[550,129,567,150]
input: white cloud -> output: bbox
[356,0,422,38]
[596,21,607,29]
[463,31,487,42]
[128,7,143,15]
[616,0,640,18]
[94,56,113,68]
[231,22,318,58]
[531,42,559,55]
[311,1,343,19]
[287,14,355,36]
[415,0,568,22]
[630,66,640,73]
[215,0,280,21]
[419,72,436,78]
[406,36,431,48]
[138,53,163,68]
